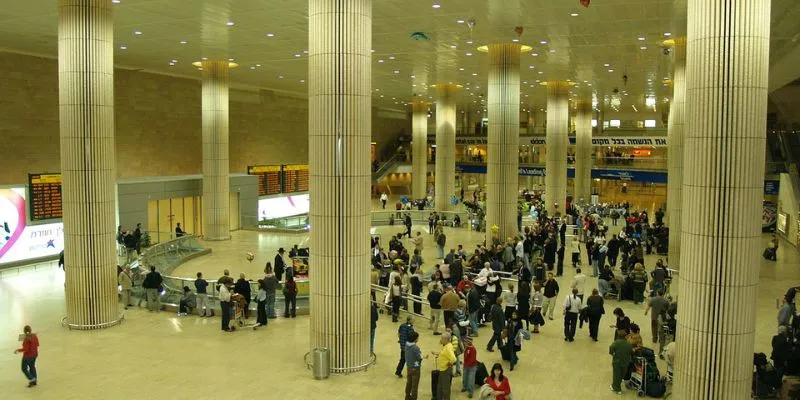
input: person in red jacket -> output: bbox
[14,325,39,387]
[484,363,511,400]
[461,337,478,397]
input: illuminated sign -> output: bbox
[0,188,64,265]
[432,136,669,147]
[28,173,63,221]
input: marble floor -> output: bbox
[1,200,797,399]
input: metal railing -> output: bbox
[371,209,471,226]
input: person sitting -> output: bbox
[598,265,615,297]
[178,286,196,316]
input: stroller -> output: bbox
[753,352,781,398]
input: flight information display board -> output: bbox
[247,165,282,196]
[282,164,309,193]
[28,173,63,221]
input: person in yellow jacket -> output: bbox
[432,332,457,399]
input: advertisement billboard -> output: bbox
[0,187,64,265]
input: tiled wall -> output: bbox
[0,52,408,185]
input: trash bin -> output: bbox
[312,347,330,380]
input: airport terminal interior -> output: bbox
[1,0,800,399]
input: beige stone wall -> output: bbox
[0,51,407,184]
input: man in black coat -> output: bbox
[543,238,557,271]
[274,248,286,281]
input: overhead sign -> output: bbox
[436,136,668,147]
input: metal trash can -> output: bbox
[312,347,330,380]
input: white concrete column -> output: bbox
[411,100,428,199]
[674,0,770,398]
[574,100,592,203]
[435,84,458,211]
[58,0,120,329]
[308,0,372,373]
[201,61,232,241]
[485,43,522,242]
[545,82,570,216]
[667,37,686,271]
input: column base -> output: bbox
[61,314,124,331]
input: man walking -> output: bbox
[644,290,670,344]
[118,266,133,309]
[440,285,459,326]
[563,288,582,342]
[396,316,416,378]
[541,273,560,320]
[609,329,634,395]
[404,331,423,400]
[381,192,389,209]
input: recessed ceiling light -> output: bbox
[540,40,547,44]
[432,1,441,8]
[603,63,610,67]
[664,32,672,37]
[570,12,579,16]
[393,70,400,74]
[226,21,235,26]
[549,49,555,53]
[112,0,120,3]
[638,36,645,41]
[267,33,275,37]
[250,66,256,70]
[278,75,284,79]
[512,38,519,42]
[201,57,208,61]
[529,65,535,69]
[640,46,647,50]
[378,59,384,63]
[459,67,465,71]
[169,62,175,66]
[450,45,457,49]
[197,67,203,71]
[295,54,301,57]
[538,71,543,74]
[466,40,473,44]
[256,64,261,67]
[171,59,177,63]
[472,72,478,76]
[389,56,395,60]
[180,40,187,44]
[411,75,416,78]
[608,69,614,72]
[119,45,127,50]
[531,53,538,56]
[457,19,465,24]
[228,58,235,61]
[133,30,142,35]
[300,80,305,83]
[465,52,473,56]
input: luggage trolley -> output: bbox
[230,293,247,330]
[627,356,648,396]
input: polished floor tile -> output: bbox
[1,203,797,399]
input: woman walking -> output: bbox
[517,281,531,330]
[15,325,39,387]
[391,275,403,322]
[586,288,605,341]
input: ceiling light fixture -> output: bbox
[465,52,473,56]
[603,63,610,67]
[267,33,275,37]
[458,67,465,71]
[549,49,555,53]
[640,46,647,50]
[119,45,127,50]
[608,69,614,72]
[570,12,579,16]
[226,21,235,26]
[663,32,672,37]
[540,40,547,44]
[472,72,478,76]
[180,40,187,44]
[378,59,384,63]
[450,45,457,49]
[638,36,645,41]
[512,38,519,42]
[432,1,441,9]
[300,80,305,83]
[394,70,400,74]
[133,30,142,35]
[389,56,395,60]
[531,53,538,56]
[278,75,284,79]
[466,40,473,44]
[112,0,120,3]
[457,19,465,24]
[529,65,535,69]
[228,58,235,61]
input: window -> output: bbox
[591,119,598,127]
[644,119,656,128]
[609,120,621,128]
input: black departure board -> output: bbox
[282,164,309,193]
[28,173,63,221]
[247,165,282,196]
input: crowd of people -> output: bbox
[373,194,684,399]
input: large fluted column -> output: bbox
[545,82,570,216]
[308,0,372,373]
[485,43,522,242]
[411,100,428,200]
[435,84,458,211]
[59,0,119,329]
[201,61,232,240]
[574,100,592,203]
[674,0,770,398]
[666,38,686,271]
[532,109,546,134]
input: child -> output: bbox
[178,286,195,316]
[461,337,478,397]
